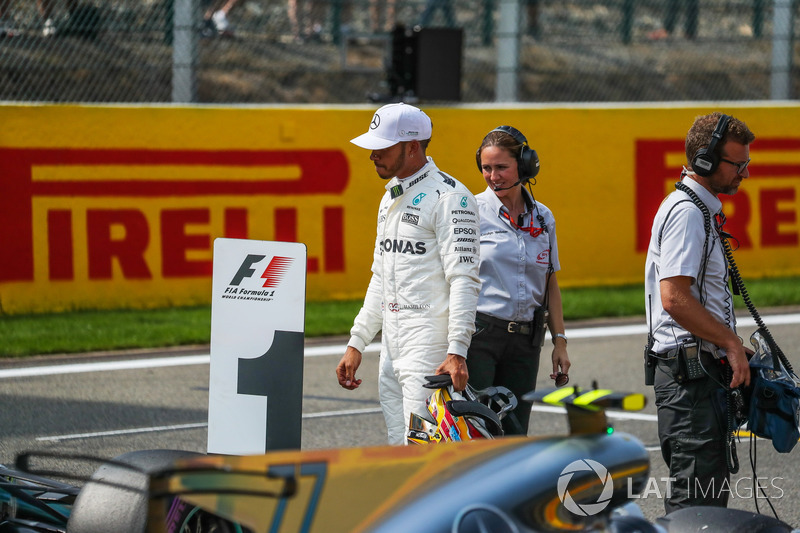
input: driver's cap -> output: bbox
[350,102,432,150]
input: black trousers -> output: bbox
[654,354,730,514]
[466,322,542,436]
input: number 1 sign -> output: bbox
[208,238,307,455]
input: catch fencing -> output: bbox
[0,0,798,104]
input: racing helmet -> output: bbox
[407,375,518,445]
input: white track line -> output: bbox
[36,406,655,442]
[37,408,386,442]
[0,355,210,379]
[4,313,799,380]
[36,422,209,442]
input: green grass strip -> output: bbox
[1,277,798,358]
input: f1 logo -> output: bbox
[230,255,293,288]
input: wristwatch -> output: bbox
[555,333,568,344]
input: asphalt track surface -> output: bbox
[2,310,800,528]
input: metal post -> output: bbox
[770,0,793,100]
[172,0,197,103]
[332,0,342,46]
[664,0,678,35]
[621,0,634,44]
[684,0,698,39]
[482,0,495,46]
[496,0,520,102]
[164,0,174,45]
[753,0,765,38]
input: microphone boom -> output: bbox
[493,180,521,191]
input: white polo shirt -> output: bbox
[475,186,560,322]
[644,177,736,354]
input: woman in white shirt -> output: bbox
[469,125,571,435]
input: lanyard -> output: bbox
[500,210,543,237]
[498,193,554,312]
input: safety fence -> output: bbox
[0,0,798,104]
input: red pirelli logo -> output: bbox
[0,148,349,282]
[635,139,800,252]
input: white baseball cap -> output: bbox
[350,102,432,150]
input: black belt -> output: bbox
[656,347,719,362]
[475,312,533,335]
[654,347,725,380]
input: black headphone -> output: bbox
[691,114,731,177]
[475,125,540,183]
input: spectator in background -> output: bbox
[370,0,396,33]
[0,0,15,36]
[664,0,698,39]
[37,0,77,36]
[202,0,239,37]
[288,0,325,42]
[335,0,395,39]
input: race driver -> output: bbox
[336,102,481,445]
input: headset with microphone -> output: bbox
[691,114,730,177]
[475,125,540,191]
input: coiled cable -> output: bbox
[720,235,795,375]
[675,181,741,474]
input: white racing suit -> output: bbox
[348,157,481,444]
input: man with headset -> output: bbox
[336,102,481,445]
[644,112,755,512]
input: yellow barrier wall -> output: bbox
[2,103,799,314]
